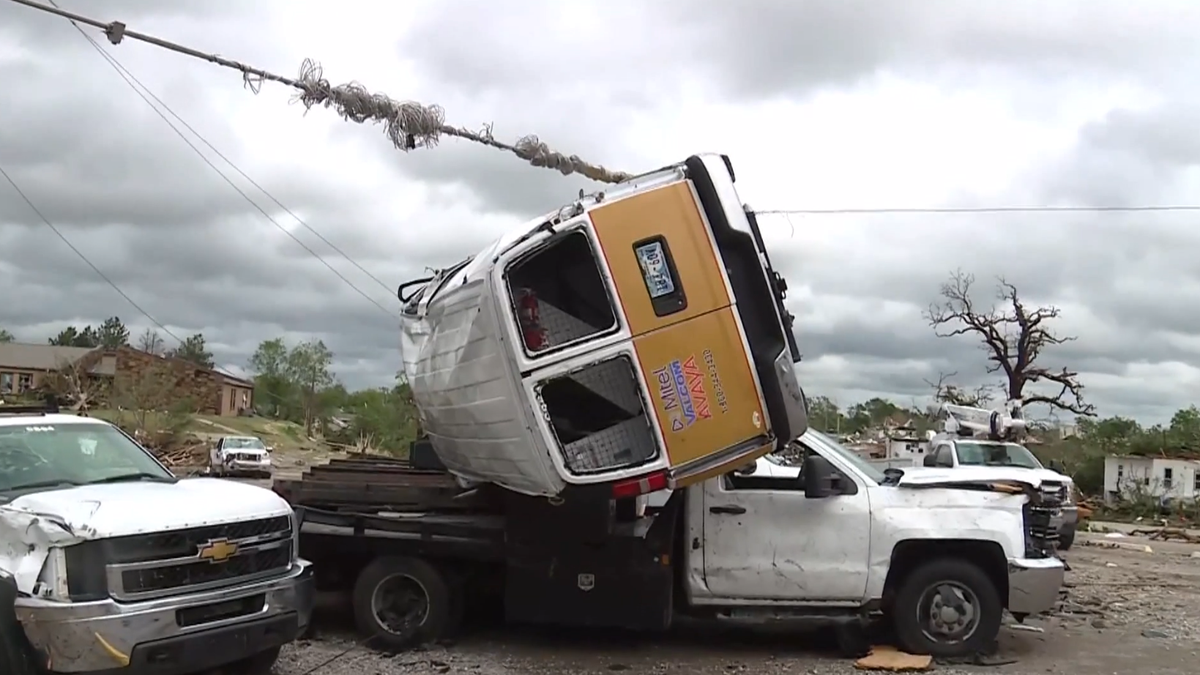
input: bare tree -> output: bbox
[137,328,165,355]
[924,371,994,408]
[925,270,1096,416]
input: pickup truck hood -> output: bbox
[0,478,292,595]
[2,478,291,539]
[897,466,1067,488]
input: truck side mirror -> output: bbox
[923,454,937,468]
[803,454,836,499]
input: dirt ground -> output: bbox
[249,529,1200,675]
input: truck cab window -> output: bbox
[506,230,618,354]
[538,355,658,475]
[934,446,953,467]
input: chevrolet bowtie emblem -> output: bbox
[197,538,239,564]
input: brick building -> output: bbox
[0,343,253,416]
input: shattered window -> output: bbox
[0,423,172,493]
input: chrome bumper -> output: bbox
[1007,556,1064,616]
[16,559,313,673]
[225,459,272,473]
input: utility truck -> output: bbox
[0,399,313,675]
[874,403,1080,550]
[278,154,1066,659]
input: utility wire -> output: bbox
[47,0,396,299]
[36,3,395,320]
[755,204,1200,216]
[9,0,633,184]
[0,161,283,399]
[19,0,1200,219]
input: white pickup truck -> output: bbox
[885,437,1080,550]
[0,402,313,674]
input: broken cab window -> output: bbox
[537,355,658,475]
[506,231,618,354]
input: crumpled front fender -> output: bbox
[0,508,90,595]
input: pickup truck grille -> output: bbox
[1024,482,1064,558]
[105,515,293,601]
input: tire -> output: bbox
[0,575,35,675]
[352,556,455,651]
[891,558,1003,658]
[1058,523,1075,551]
[225,646,282,675]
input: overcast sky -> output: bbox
[3,0,1200,424]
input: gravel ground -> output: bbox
[244,531,1200,675]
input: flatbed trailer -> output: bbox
[276,453,680,649]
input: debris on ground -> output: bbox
[853,646,932,671]
[1128,527,1200,544]
[1080,539,1153,553]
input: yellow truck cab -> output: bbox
[399,154,807,499]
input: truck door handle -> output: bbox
[709,505,747,515]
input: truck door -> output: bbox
[699,447,871,601]
[589,179,772,485]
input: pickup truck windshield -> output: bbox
[804,430,887,483]
[956,441,1042,469]
[224,437,266,450]
[0,422,173,493]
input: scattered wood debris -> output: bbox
[1129,527,1200,544]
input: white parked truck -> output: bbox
[874,403,1080,550]
[0,400,313,675]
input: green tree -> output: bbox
[49,325,99,348]
[1077,415,1143,454]
[0,329,13,343]
[96,316,130,348]
[807,395,845,434]
[248,338,298,418]
[168,333,215,369]
[285,339,335,435]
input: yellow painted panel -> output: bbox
[590,181,730,336]
[635,307,767,467]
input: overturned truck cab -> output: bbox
[400,154,808,498]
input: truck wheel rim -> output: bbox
[916,581,980,644]
[371,574,431,636]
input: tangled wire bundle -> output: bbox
[292,59,633,184]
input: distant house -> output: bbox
[0,344,115,395]
[0,343,253,417]
[1103,454,1200,503]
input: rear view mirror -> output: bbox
[803,454,836,498]
[923,454,937,468]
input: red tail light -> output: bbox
[612,470,669,499]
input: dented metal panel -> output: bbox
[400,243,565,497]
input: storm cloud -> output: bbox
[3,0,1200,422]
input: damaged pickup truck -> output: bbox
[0,401,313,674]
[639,428,1067,655]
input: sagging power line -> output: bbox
[9,0,634,185]
[0,161,281,397]
[17,0,1200,220]
[757,204,1200,216]
[45,0,398,312]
